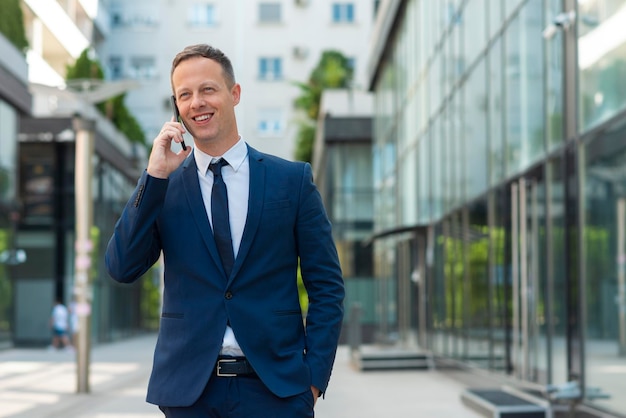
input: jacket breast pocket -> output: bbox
[264,200,290,210]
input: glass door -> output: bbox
[397,236,418,347]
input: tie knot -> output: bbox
[209,159,228,177]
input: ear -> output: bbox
[231,83,241,106]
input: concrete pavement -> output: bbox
[0,334,481,417]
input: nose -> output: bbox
[190,94,206,109]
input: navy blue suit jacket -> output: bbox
[105,145,344,407]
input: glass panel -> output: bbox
[464,59,488,200]
[528,173,548,383]
[547,157,567,384]
[504,0,523,21]
[417,136,430,224]
[0,100,16,345]
[583,121,626,415]
[447,9,461,90]
[431,223,447,353]
[491,188,508,372]
[579,0,626,132]
[0,220,12,343]
[545,0,564,150]
[0,102,17,202]
[451,93,463,208]
[420,0,434,67]
[374,238,397,339]
[504,2,545,177]
[429,53,442,119]
[448,213,464,359]
[400,148,418,226]
[441,108,452,213]
[330,144,373,227]
[466,198,491,367]
[489,37,505,185]
[488,0,502,39]
[432,118,443,220]
[463,0,487,67]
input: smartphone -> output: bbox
[170,95,187,151]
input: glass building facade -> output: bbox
[0,99,20,348]
[12,116,158,347]
[0,32,31,349]
[368,0,626,416]
[313,90,377,343]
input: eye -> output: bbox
[204,86,214,93]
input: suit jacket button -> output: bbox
[225,291,233,300]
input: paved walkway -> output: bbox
[0,334,481,417]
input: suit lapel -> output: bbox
[228,146,265,283]
[181,155,225,276]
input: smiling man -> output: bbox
[105,44,345,418]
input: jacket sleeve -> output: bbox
[105,171,168,283]
[296,163,345,395]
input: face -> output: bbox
[172,56,241,153]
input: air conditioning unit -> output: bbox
[292,46,309,60]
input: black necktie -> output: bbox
[209,159,234,277]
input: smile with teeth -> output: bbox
[194,114,212,122]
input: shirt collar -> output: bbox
[195,138,247,175]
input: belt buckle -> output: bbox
[217,358,237,377]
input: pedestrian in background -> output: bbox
[105,44,344,417]
[49,298,71,350]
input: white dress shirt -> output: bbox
[194,138,249,357]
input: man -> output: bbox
[105,44,344,417]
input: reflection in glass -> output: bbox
[584,130,626,413]
[579,1,626,131]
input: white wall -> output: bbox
[100,0,374,161]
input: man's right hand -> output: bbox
[147,120,192,179]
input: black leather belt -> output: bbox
[215,357,257,377]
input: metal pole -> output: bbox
[519,178,529,381]
[617,199,626,356]
[73,116,95,393]
[511,182,519,378]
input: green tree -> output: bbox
[66,49,147,147]
[0,0,28,52]
[65,49,104,80]
[293,50,353,163]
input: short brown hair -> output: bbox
[171,44,236,90]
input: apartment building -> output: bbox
[99,0,375,160]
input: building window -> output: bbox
[257,109,284,136]
[109,56,123,80]
[109,4,158,28]
[259,3,281,23]
[347,57,356,72]
[111,12,123,27]
[258,57,282,81]
[332,3,354,23]
[128,56,157,80]
[188,3,217,27]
